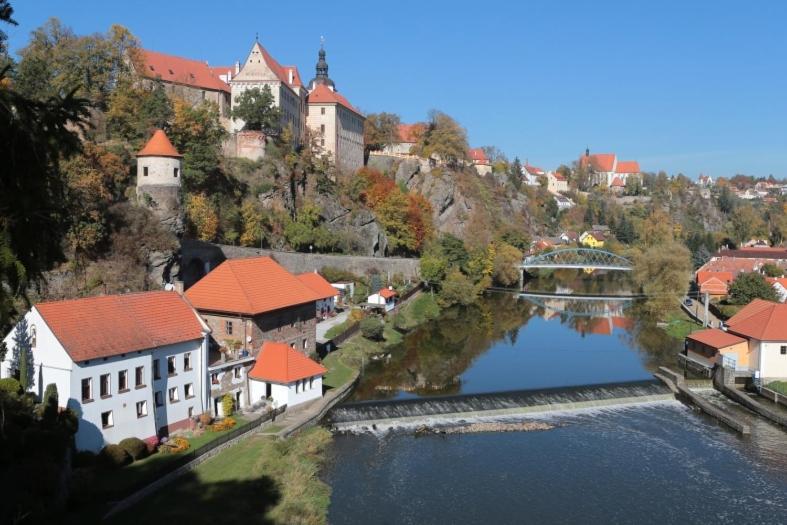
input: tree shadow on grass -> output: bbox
[106,470,281,525]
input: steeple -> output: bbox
[309,37,335,91]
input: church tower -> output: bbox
[308,41,335,91]
[136,129,183,221]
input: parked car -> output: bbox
[684,298,693,306]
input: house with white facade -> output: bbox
[248,341,326,409]
[523,165,544,186]
[296,271,339,319]
[1,291,210,452]
[547,171,569,194]
[554,194,575,211]
[468,148,492,176]
[368,288,397,312]
[725,299,787,380]
[579,149,640,188]
[381,123,425,156]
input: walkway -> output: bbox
[316,310,350,343]
[681,296,722,328]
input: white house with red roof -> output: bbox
[547,170,569,194]
[522,165,544,186]
[381,123,426,156]
[296,271,340,319]
[725,299,787,380]
[248,341,326,409]
[468,148,492,175]
[305,44,365,174]
[368,287,398,312]
[1,291,211,451]
[579,149,640,188]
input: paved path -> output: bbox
[316,310,350,343]
[681,296,722,328]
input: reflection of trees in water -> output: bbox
[627,302,683,371]
[352,293,536,399]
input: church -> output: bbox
[135,37,365,174]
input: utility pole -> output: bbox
[704,292,710,327]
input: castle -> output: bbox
[135,38,365,174]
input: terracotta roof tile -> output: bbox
[137,129,181,158]
[727,299,787,340]
[307,84,362,115]
[296,272,338,300]
[468,148,489,164]
[248,341,326,383]
[397,123,426,143]
[687,328,746,349]
[35,291,205,362]
[524,165,545,176]
[580,153,616,172]
[185,257,321,315]
[713,248,787,260]
[379,288,397,299]
[610,176,625,187]
[140,49,230,93]
[615,160,640,173]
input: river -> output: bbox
[323,280,787,524]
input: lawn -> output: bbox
[324,318,357,339]
[322,351,355,389]
[394,293,441,331]
[767,381,787,395]
[107,427,332,525]
[663,309,702,340]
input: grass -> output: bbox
[766,381,787,395]
[107,427,332,525]
[394,294,441,331]
[324,318,357,340]
[322,351,355,389]
[663,309,702,340]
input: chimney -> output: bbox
[173,280,185,295]
[288,69,293,84]
[235,61,240,74]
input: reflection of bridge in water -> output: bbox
[520,291,640,319]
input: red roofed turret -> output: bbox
[137,129,182,158]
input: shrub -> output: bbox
[118,437,149,460]
[100,444,132,468]
[209,417,237,432]
[0,377,21,394]
[199,412,213,427]
[168,436,190,453]
[360,317,384,341]
[222,393,235,417]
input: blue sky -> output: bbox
[6,0,787,178]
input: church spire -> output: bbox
[309,37,335,91]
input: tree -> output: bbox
[106,80,173,142]
[169,98,227,192]
[762,263,783,278]
[363,112,401,152]
[717,185,736,214]
[360,317,384,341]
[420,246,449,288]
[412,110,468,167]
[11,317,33,391]
[185,194,219,241]
[730,205,766,244]
[728,272,778,305]
[231,86,281,133]
[41,383,58,424]
[632,242,692,317]
[438,268,479,307]
[492,242,523,287]
[0,0,16,57]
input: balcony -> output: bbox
[208,346,254,368]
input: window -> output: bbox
[184,352,192,371]
[188,407,194,418]
[321,107,325,115]
[234,367,241,379]
[155,390,163,407]
[321,138,325,147]
[173,167,179,178]
[81,378,92,401]
[153,359,160,380]
[135,366,145,388]
[211,372,219,385]
[143,166,149,176]
[101,411,114,429]
[309,377,314,389]
[118,370,128,391]
[226,320,233,335]
[100,374,111,398]
[185,383,194,398]
[136,401,148,418]
[167,356,176,376]
[295,380,300,393]
[320,124,325,134]
[169,387,179,403]
[303,338,308,350]
[782,346,787,355]
[30,325,36,348]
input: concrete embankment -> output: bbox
[714,376,787,430]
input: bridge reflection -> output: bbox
[520,291,635,337]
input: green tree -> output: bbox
[412,110,468,167]
[11,317,33,391]
[729,205,767,244]
[728,272,778,304]
[360,317,384,341]
[762,263,783,278]
[231,85,281,133]
[169,98,227,192]
[106,80,173,142]
[0,0,15,57]
[439,234,470,271]
[41,383,58,424]
[492,242,523,287]
[632,242,692,317]
[363,112,401,152]
[717,185,736,214]
[438,267,479,307]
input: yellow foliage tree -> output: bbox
[186,194,218,241]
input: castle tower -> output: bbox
[136,129,183,220]
[308,41,335,91]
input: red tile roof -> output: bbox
[468,148,489,164]
[551,171,567,181]
[615,160,640,174]
[580,153,616,172]
[35,291,205,362]
[137,129,182,158]
[727,299,787,341]
[284,66,302,88]
[699,276,730,295]
[296,272,338,300]
[139,49,230,93]
[687,328,747,349]
[397,123,426,143]
[209,65,234,80]
[307,84,362,115]
[185,257,322,315]
[248,341,326,383]
[379,288,397,299]
[713,248,787,260]
[524,165,545,176]
[610,176,625,187]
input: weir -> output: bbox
[328,380,673,429]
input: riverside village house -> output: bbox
[1,291,211,452]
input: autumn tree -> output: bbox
[632,242,692,317]
[106,80,173,142]
[169,98,227,192]
[412,110,468,167]
[231,85,281,133]
[364,112,401,152]
[492,242,523,287]
[185,194,218,241]
[729,204,767,244]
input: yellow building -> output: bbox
[579,231,605,248]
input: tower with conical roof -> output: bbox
[136,129,183,220]
[308,40,335,91]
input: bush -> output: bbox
[222,393,235,417]
[119,437,149,460]
[199,412,213,427]
[0,377,21,394]
[100,444,132,468]
[165,436,190,454]
[360,317,384,341]
[209,417,237,432]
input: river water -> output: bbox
[324,282,787,524]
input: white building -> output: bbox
[305,45,365,174]
[229,39,306,141]
[296,271,339,319]
[468,148,492,176]
[554,194,575,211]
[522,165,543,186]
[368,288,397,312]
[248,341,326,409]
[579,150,640,188]
[1,291,210,451]
[136,129,182,222]
[547,171,569,193]
[381,123,425,156]
[726,299,787,380]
